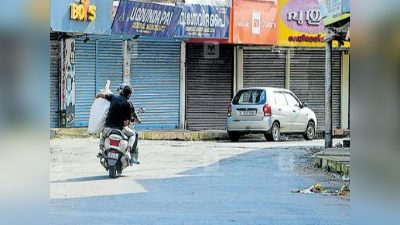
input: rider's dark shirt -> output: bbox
[104,94,131,129]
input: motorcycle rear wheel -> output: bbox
[109,165,117,178]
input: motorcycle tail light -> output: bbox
[111,150,117,153]
[110,140,120,146]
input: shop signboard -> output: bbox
[50,0,113,35]
[112,0,182,39]
[317,0,350,26]
[230,0,278,45]
[279,0,325,47]
[175,4,230,39]
[278,0,349,47]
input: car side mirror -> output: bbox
[302,102,308,108]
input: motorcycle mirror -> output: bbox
[138,108,145,114]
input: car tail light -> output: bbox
[110,140,120,146]
[228,105,232,117]
[263,104,271,117]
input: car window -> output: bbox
[284,93,300,107]
[274,92,287,106]
[233,89,266,105]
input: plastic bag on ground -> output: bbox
[87,81,112,134]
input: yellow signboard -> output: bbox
[278,0,324,47]
[278,0,349,48]
[70,0,97,21]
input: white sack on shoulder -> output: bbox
[88,80,113,134]
[87,98,110,134]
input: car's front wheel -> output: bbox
[303,121,316,141]
[265,122,280,141]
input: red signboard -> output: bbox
[230,0,278,45]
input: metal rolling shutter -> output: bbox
[50,33,60,128]
[290,50,326,130]
[243,50,286,88]
[290,50,342,131]
[97,40,123,93]
[130,38,181,130]
[186,44,233,131]
[332,51,342,129]
[75,39,96,127]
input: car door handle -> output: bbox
[293,110,297,113]
[278,108,282,111]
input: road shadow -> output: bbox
[51,148,350,224]
[51,175,110,183]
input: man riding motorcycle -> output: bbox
[118,84,141,164]
[95,84,139,165]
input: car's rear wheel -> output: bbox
[228,132,240,142]
[303,121,315,141]
[265,122,280,141]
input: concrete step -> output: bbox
[314,148,350,176]
[315,148,350,157]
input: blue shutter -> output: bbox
[130,38,181,130]
[97,40,124,93]
[75,39,96,127]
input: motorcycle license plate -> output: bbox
[107,152,119,159]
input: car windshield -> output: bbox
[232,89,266,105]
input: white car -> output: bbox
[227,87,317,142]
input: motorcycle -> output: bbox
[100,108,144,178]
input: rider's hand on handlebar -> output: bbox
[134,118,141,124]
[124,119,130,126]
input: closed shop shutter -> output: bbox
[75,39,96,127]
[332,51,342,129]
[243,49,286,88]
[50,33,60,128]
[290,50,342,131]
[97,40,123,93]
[290,50,326,130]
[130,38,181,129]
[186,43,233,131]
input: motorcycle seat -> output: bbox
[107,129,128,140]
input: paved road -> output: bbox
[50,138,350,225]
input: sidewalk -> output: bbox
[50,128,229,141]
[51,128,350,142]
